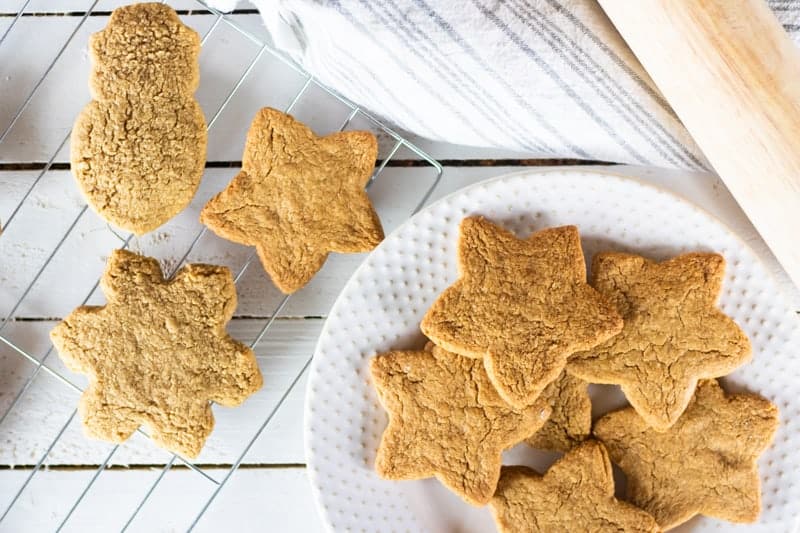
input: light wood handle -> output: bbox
[598,0,800,289]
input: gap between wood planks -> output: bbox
[10,315,326,322]
[0,9,260,17]
[0,159,611,171]
[0,463,306,470]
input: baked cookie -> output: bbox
[490,441,660,533]
[569,252,751,430]
[420,217,622,408]
[71,3,207,235]
[71,98,206,235]
[594,379,778,529]
[200,107,383,293]
[88,3,200,101]
[370,345,552,505]
[526,371,591,452]
[50,249,263,458]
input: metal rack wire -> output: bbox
[0,1,443,530]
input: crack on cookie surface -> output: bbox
[370,345,552,505]
[421,217,623,408]
[50,250,263,458]
[569,252,751,430]
[594,379,778,529]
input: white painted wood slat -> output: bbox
[0,466,322,532]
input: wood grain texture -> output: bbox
[599,0,800,288]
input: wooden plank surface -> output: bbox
[0,466,321,532]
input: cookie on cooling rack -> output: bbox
[370,344,551,505]
[70,3,207,235]
[49,249,263,458]
[568,252,751,430]
[594,379,778,529]
[200,107,383,293]
[490,441,659,533]
[420,216,622,408]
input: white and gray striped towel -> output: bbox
[210,0,800,169]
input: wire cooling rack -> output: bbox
[0,1,442,530]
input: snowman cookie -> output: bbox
[70,3,207,235]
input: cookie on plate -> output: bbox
[200,107,383,293]
[71,3,207,235]
[420,217,623,408]
[50,249,263,458]
[370,345,552,505]
[594,379,778,529]
[569,252,751,430]
[490,441,660,533]
[526,370,591,452]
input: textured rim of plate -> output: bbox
[303,167,800,532]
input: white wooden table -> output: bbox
[0,2,798,532]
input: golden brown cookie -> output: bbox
[594,379,778,529]
[71,98,206,235]
[71,3,207,235]
[526,371,591,452]
[423,342,590,453]
[200,107,383,293]
[490,441,660,533]
[88,3,200,101]
[50,249,263,458]
[569,252,751,430]
[370,345,552,505]
[420,217,623,408]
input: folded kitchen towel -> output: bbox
[209,0,800,169]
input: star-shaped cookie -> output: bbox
[594,379,778,529]
[569,252,751,430]
[420,217,623,408]
[490,441,660,533]
[200,107,384,293]
[526,370,592,452]
[370,345,552,505]
[50,249,263,458]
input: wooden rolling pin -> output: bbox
[598,0,800,289]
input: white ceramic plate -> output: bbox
[304,169,800,532]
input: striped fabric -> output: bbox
[214,0,800,169]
